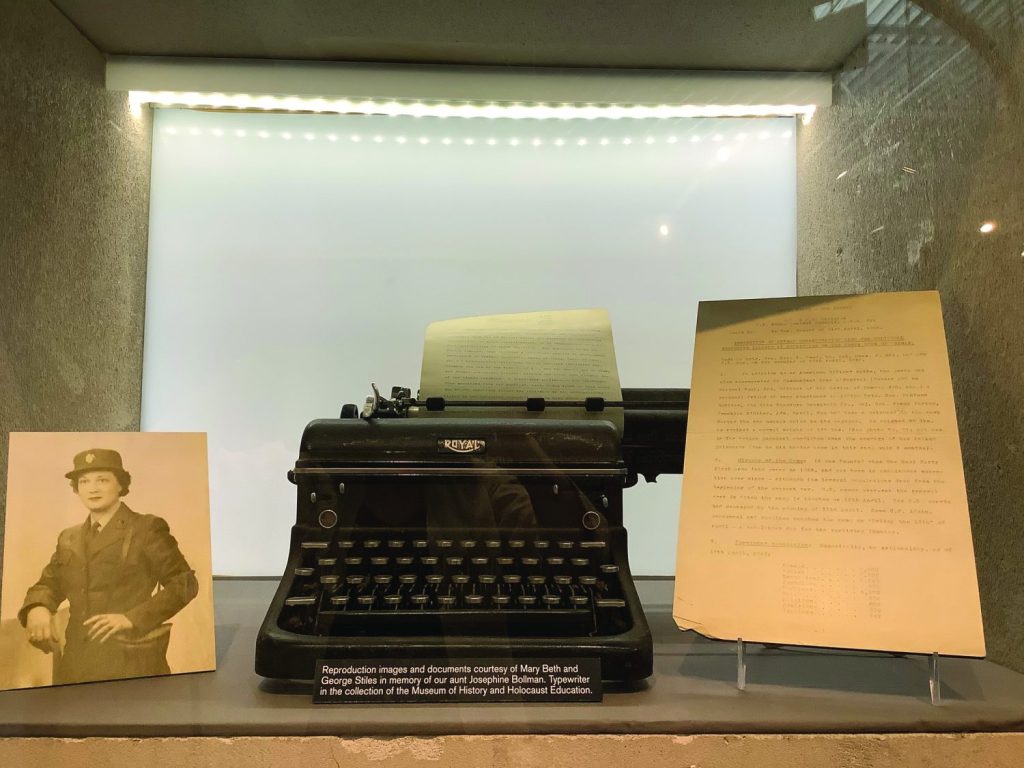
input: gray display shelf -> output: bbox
[2,578,1023,737]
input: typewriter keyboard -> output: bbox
[277,529,632,638]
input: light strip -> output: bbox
[157,127,797,145]
[129,91,816,122]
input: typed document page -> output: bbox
[419,309,623,427]
[673,291,985,656]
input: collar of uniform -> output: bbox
[89,501,122,533]
[86,503,134,557]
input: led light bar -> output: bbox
[129,90,816,122]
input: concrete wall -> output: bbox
[0,0,152,597]
[797,1,1024,671]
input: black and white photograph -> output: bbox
[0,432,215,689]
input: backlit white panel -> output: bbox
[142,108,796,576]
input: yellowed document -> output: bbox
[674,291,985,656]
[419,309,623,427]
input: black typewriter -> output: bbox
[256,386,687,682]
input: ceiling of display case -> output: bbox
[50,0,868,71]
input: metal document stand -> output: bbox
[735,639,944,706]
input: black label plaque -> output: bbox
[313,658,602,704]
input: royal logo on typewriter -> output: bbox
[437,438,487,454]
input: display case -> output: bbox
[2,1,1023,766]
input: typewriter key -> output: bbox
[388,540,405,549]
[600,564,620,574]
[554,575,572,586]
[496,556,514,566]
[373,574,393,585]
[384,595,403,608]
[437,594,457,607]
[425,574,444,585]
[451,574,470,585]
[478,574,497,585]
[318,557,337,567]
[508,539,525,548]
[420,556,439,566]
[517,595,538,606]
[445,556,464,566]
[528,575,547,585]
[396,556,414,566]
[546,557,565,566]
[484,540,501,549]
[318,509,338,529]
[345,575,365,585]
[436,539,453,548]
[596,598,626,609]
[542,594,561,606]
[337,540,355,549]
[533,540,550,549]
[410,593,430,606]
[491,594,511,606]
[581,540,607,549]
[343,556,363,566]
[398,574,418,585]
[370,556,389,566]
[502,574,522,585]
[579,575,598,586]
[470,557,489,566]
[413,540,429,548]
[460,540,477,549]
[285,596,317,606]
[557,541,574,550]
[293,567,315,577]
[521,557,539,566]
[571,557,590,567]
[320,575,340,586]
[300,541,329,550]
[464,594,484,606]
[363,539,381,549]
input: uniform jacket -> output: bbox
[18,504,198,682]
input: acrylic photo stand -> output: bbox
[735,638,944,706]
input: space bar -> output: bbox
[317,608,593,637]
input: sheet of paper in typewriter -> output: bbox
[419,308,624,430]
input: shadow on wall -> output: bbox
[798,0,1024,671]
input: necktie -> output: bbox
[90,521,101,539]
